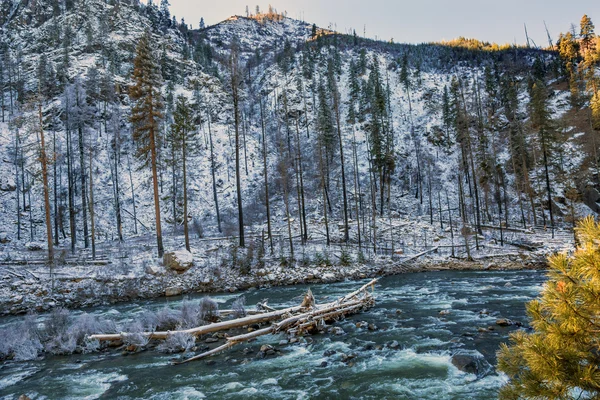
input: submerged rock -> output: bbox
[330,327,345,335]
[496,318,513,327]
[451,353,492,377]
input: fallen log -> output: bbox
[89,291,315,342]
[89,279,378,361]
[176,297,373,364]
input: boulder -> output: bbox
[145,265,162,276]
[496,318,513,327]
[25,242,44,251]
[0,176,16,192]
[330,327,345,335]
[451,353,492,377]
[322,273,336,282]
[163,250,194,273]
[0,232,10,244]
[165,286,182,297]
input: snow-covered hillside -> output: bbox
[0,0,593,265]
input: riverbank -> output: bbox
[0,249,548,316]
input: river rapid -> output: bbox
[0,269,546,400]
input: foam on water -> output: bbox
[0,366,40,390]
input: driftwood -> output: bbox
[88,279,378,363]
[175,280,377,364]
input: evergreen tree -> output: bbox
[580,14,596,54]
[159,0,170,22]
[130,30,165,257]
[498,216,600,399]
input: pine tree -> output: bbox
[558,32,581,108]
[580,14,596,54]
[498,216,600,399]
[130,30,165,257]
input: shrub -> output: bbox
[339,249,353,266]
[232,296,246,318]
[122,321,150,348]
[43,308,77,355]
[158,332,196,354]
[179,300,202,329]
[199,297,219,322]
[0,314,42,361]
[154,307,182,331]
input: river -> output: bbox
[0,269,546,399]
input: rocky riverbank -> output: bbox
[0,251,548,316]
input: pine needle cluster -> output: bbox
[497,216,600,399]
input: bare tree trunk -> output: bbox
[351,125,362,249]
[66,103,76,251]
[242,111,249,176]
[52,128,59,245]
[231,55,245,248]
[295,118,308,244]
[182,130,190,251]
[77,125,89,248]
[89,146,96,259]
[127,152,138,235]
[207,108,221,233]
[38,102,54,263]
[541,134,555,238]
[318,143,330,246]
[14,127,21,241]
[259,98,272,253]
[445,189,455,257]
[332,79,350,242]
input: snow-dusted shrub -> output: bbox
[179,300,202,329]
[199,297,219,322]
[43,308,77,355]
[232,296,246,318]
[136,310,158,331]
[155,307,182,331]
[68,313,117,353]
[192,217,204,238]
[0,315,42,361]
[122,321,150,348]
[157,332,196,354]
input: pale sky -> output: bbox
[169,0,598,46]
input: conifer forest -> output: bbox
[0,1,599,398]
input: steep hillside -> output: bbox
[0,0,593,269]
